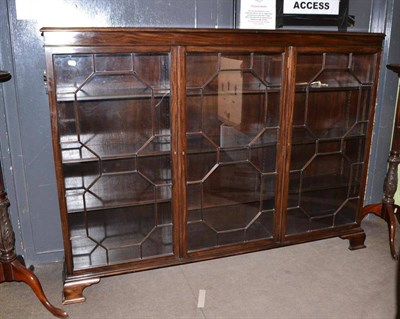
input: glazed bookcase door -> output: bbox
[185,51,284,253]
[53,52,174,271]
[285,51,378,236]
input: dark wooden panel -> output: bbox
[41,28,383,304]
[41,28,384,49]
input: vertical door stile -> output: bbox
[171,45,187,259]
[46,47,74,275]
[277,46,297,241]
[358,50,382,217]
[39,29,385,306]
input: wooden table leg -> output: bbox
[359,150,400,260]
[0,258,68,318]
[360,203,399,259]
[0,187,68,318]
[0,70,67,317]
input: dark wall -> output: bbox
[366,0,400,205]
[0,0,396,265]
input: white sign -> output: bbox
[240,0,276,29]
[283,0,340,15]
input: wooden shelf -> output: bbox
[42,28,383,304]
[291,127,367,145]
[64,172,172,213]
[69,206,173,269]
[186,86,282,96]
[61,137,171,164]
[66,195,172,214]
[289,174,355,194]
[295,84,372,93]
[187,189,274,211]
[56,88,170,102]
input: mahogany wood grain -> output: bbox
[340,230,367,250]
[278,46,297,241]
[40,28,384,48]
[63,278,100,305]
[41,29,384,303]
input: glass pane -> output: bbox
[54,52,173,270]
[186,52,283,251]
[69,203,172,269]
[286,52,377,235]
[74,73,152,100]
[54,54,94,98]
[95,53,133,72]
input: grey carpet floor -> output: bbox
[0,218,398,319]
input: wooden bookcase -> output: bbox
[41,28,384,304]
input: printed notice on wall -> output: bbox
[239,0,276,29]
[283,0,340,15]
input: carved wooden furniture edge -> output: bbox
[387,64,400,75]
[0,70,67,318]
[0,71,11,83]
[360,64,400,259]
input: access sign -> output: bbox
[283,0,340,15]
